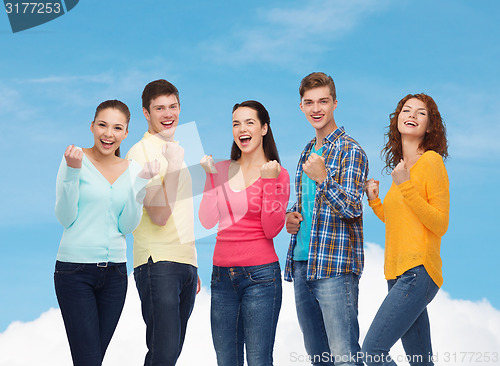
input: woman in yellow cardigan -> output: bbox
[362,93,449,366]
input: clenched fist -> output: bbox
[286,211,303,234]
[391,159,410,185]
[200,154,218,174]
[64,145,83,169]
[261,160,281,179]
[162,141,184,168]
[364,178,379,201]
[303,153,327,184]
[139,159,160,179]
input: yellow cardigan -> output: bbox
[368,150,449,287]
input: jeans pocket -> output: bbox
[116,263,128,277]
[248,264,276,284]
[425,275,439,303]
[54,261,83,274]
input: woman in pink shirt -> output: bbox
[199,100,290,366]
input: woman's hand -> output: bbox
[261,160,281,179]
[64,145,83,169]
[200,155,217,174]
[391,159,410,185]
[138,159,160,179]
[364,178,380,200]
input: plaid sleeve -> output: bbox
[316,144,368,220]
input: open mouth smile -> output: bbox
[239,135,252,146]
[101,139,114,149]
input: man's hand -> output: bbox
[162,142,184,170]
[286,211,303,234]
[303,153,327,184]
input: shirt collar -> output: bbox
[143,131,179,146]
[317,126,345,146]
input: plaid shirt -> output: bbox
[284,127,368,281]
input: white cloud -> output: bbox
[201,0,389,68]
[1,243,499,366]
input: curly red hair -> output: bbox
[382,93,448,174]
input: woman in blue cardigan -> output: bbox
[54,100,158,366]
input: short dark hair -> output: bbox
[230,100,280,163]
[93,99,130,157]
[142,79,179,112]
[299,72,336,101]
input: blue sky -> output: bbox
[1,0,499,332]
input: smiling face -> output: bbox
[397,98,430,141]
[90,108,129,156]
[232,106,268,157]
[143,94,180,139]
[300,85,338,135]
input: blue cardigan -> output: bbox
[55,153,148,263]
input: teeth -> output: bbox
[405,121,417,127]
[162,121,173,125]
[102,140,113,144]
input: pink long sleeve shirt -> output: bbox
[199,160,290,267]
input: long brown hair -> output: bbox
[230,100,281,163]
[382,93,448,174]
[94,100,130,157]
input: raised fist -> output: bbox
[162,141,184,168]
[303,153,327,184]
[364,178,379,201]
[200,154,218,174]
[64,145,83,169]
[139,159,160,179]
[261,160,281,179]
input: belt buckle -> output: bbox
[97,262,108,268]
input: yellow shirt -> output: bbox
[126,132,197,268]
[368,151,449,287]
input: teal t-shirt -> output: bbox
[293,145,323,260]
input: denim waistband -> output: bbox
[56,260,125,267]
[213,261,280,272]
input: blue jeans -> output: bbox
[292,261,362,366]
[134,258,198,366]
[211,262,282,366]
[362,265,439,366]
[54,261,128,366]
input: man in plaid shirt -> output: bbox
[285,72,368,366]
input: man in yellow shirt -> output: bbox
[126,79,198,366]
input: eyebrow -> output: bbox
[404,105,427,111]
[232,118,257,123]
[96,119,126,127]
[152,103,178,108]
[303,97,330,102]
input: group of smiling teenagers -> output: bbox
[54,72,449,366]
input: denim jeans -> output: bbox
[362,265,439,366]
[134,258,198,366]
[292,261,362,366]
[210,262,282,366]
[54,261,128,366]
